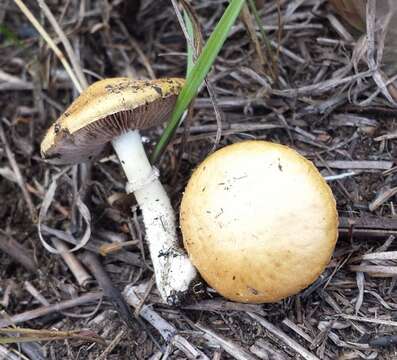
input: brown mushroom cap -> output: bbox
[180,141,338,304]
[41,77,184,164]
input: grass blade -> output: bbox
[184,10,195,76]
[151,0,245,163]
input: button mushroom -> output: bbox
[41,77,197,304]
[180,140,338,303]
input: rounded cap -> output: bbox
[180,141,338,303]
[41,77,184,164]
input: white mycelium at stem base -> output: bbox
[111,129,197,303]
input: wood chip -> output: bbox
[315,160,393,170]
[349,265,397,276]
[351,251,397,261]
[331,114,378,128]
[339,314,397,327]
[369,187,397,211]
[248,313,320,360]
[195,322,257,360]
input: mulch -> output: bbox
[0,0,396,359]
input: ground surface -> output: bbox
[0,0,397,359]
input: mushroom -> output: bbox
[180,140,338,303]
[41,77,197,304]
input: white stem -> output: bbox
[112,130,197,303]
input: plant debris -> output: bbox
[0,0,396,358]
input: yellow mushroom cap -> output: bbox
[41,77,184,164]
[180,141,338,303]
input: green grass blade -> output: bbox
[184,11,195,76]
[151,0,245,163]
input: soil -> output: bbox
[0,0,397,359]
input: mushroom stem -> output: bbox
[111,129,197,303]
